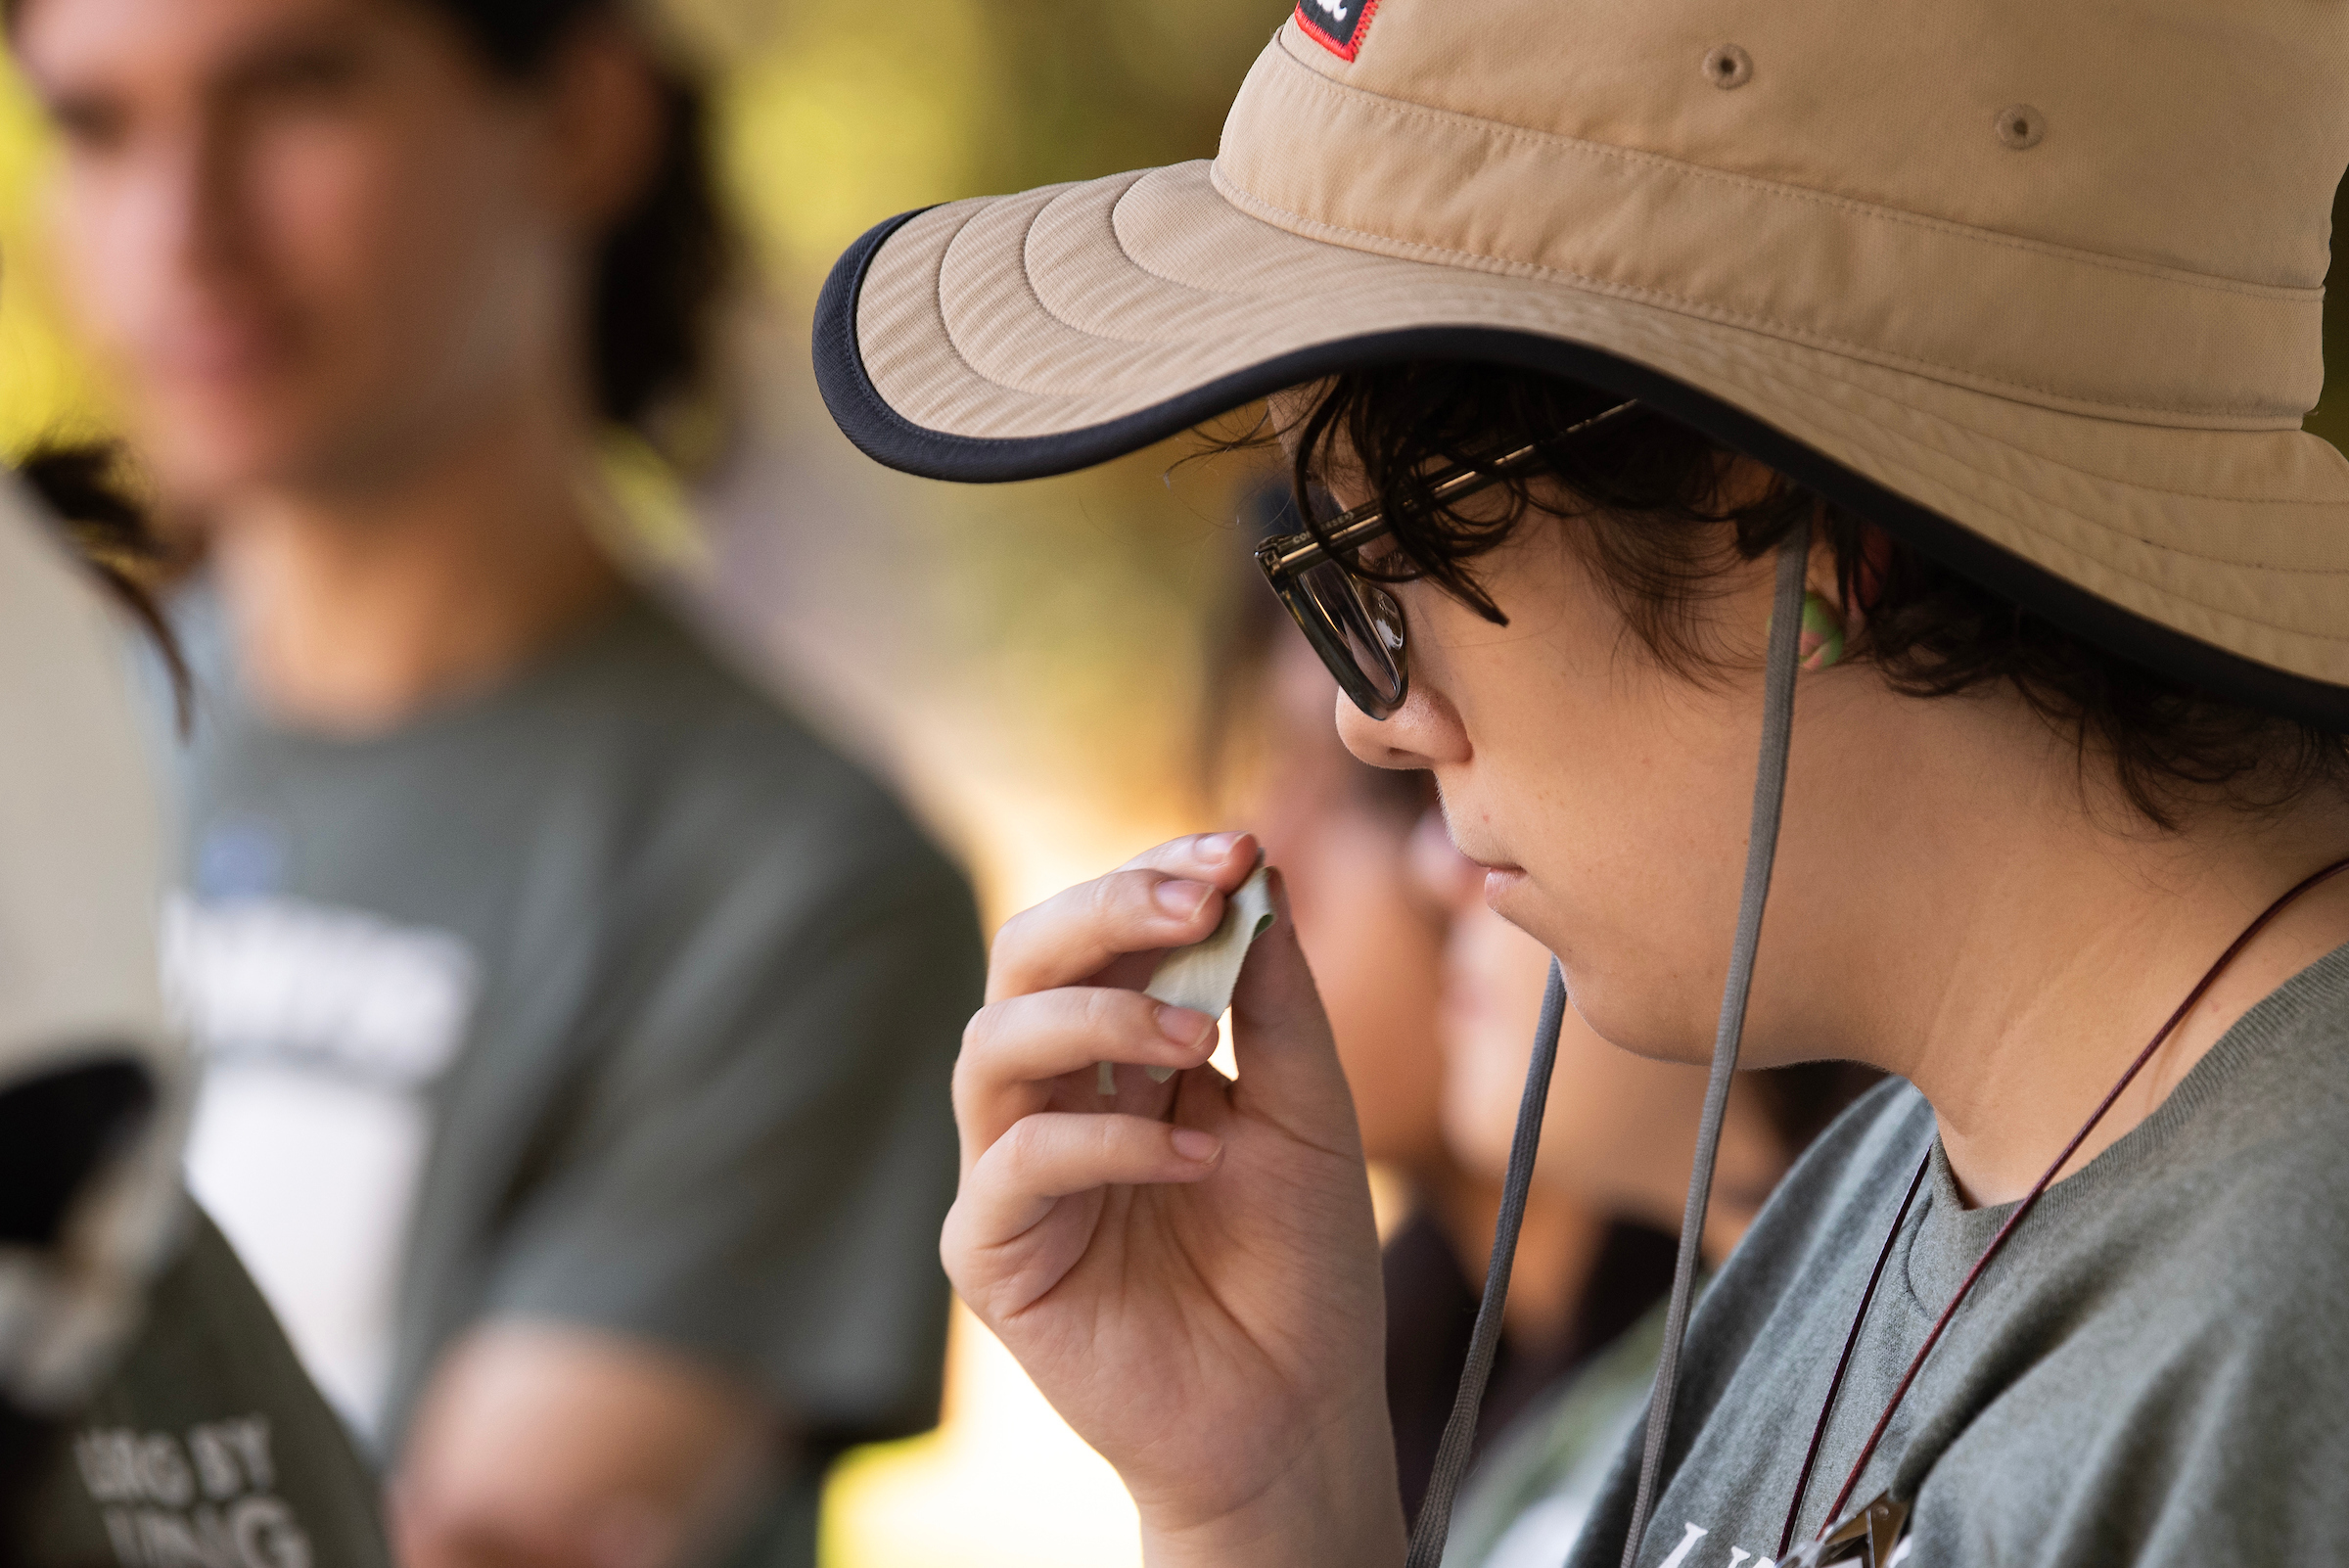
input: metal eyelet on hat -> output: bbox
[1995,104,2046,149]
[1703,44,1753,89]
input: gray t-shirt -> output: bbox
[166,594,983,1563]
[1565,941,2349,1568]
[18,1203,392,1568]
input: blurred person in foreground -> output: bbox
[1414,826,1873,1568]
[2,451,390,1567]
[1216,490,1677,1517]
[10,1,986,1564]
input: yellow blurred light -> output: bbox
[823,1306,1142,1568]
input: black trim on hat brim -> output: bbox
[813,208,2349,730]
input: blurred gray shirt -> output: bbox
[166,592,982,1564]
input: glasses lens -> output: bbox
[1295,555,1406,712]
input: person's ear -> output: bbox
[539,19,667,236]
[1800,507,1850,671]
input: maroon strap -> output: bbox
[1781,853,2349,1551]
[1775,1150,1930,1560]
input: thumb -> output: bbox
[1225,867,1363,1152]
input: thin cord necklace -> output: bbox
[1774,853,2349,1561]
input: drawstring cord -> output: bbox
[1618,533,1812,1567]
[1393,532,1814,1568]
[1402,957,1570,1568]
[1773,1153,1930,1560]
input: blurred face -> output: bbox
[1251,632,1451,1171]
[1334,479,1901,1070]
[18,0,589,502]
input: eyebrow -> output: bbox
[208,25,372,98]
[29,13,375,130]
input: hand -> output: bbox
[392,1324,772,1568]
[944,833,1404,1568]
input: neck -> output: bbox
[207,396,624,735]
[1819,727,2349,1206]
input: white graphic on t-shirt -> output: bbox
[163,894,475,1085]
[75,1415,312,1568]
[165,893,478,1437]
[1650,1517,1916,1567]
[1658,1522,1710,1568]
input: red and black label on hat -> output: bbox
[1295,0,1375,61]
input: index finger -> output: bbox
[987,832,1260,1001]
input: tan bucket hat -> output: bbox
[813,0,2349,725]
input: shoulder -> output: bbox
[554,601,971,901]
[2123,944,2349,1303]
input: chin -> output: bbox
[143,409,322,505]
[1480,865,1550,935]
[1560,966,1716,1068]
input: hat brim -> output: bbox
[814,161,2349,727]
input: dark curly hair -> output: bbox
[1283,363,2349,830]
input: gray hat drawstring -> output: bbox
[1620,532,1809,1565]
[1393,531,1809,1568]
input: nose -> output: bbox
[1333,681,1468,773]
[110,104,245,291]
[169,118,245,278]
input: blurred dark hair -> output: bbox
[20,442,190,719]
[424,0,730,435]
[1281,363,2349,830]
[1749,1061,1883,1157]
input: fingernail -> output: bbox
[1199,831,1243,858]
[1156,1003,1215,1047]
[1171,1128,1221,1164]
[1155,878,1213,919]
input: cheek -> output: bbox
[1403,535,1771,1062]
[1444,657,1757,1059]
[262,113,524,346]
[261,125,414,286]
[48,165,167,360]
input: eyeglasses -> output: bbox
[1252,398,1639,718]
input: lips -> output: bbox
[1480,865,1529,907]
[1436,806,1523,890]
[151,296,300,387]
